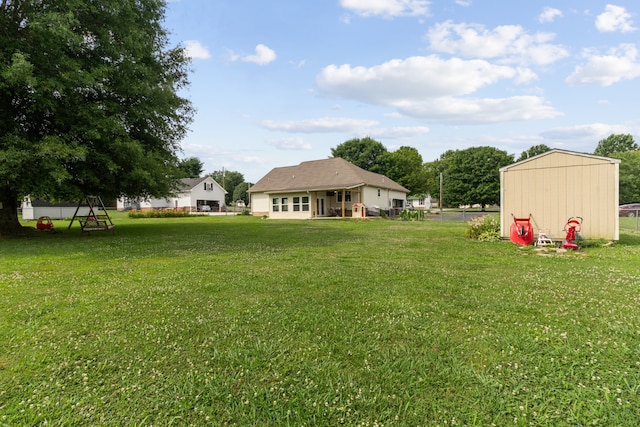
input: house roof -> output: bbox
[248,157,409,193]
[500,149,620,172]
[179,177,227,193]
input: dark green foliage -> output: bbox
[178,157,204,178]
[127,210,196,218]
[439,146,514,208]
[0,0,193,234]
[209,169,244,206]
[610,151,640,204]
[517,144,552,161]
[232,181,250,206]
[594,134,638,157]
[331,137,387,172]
[378,146,431,195]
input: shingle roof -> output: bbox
[248,158,409,193]
[179,177,208,190]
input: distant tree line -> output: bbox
[181,133,639,211]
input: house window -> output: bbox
[302,196,310,211]
[377,188,381,197]
[337,191,351,202]
[293,197,300,212]
[281,197,289,212]
[272,198,279,212]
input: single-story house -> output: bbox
[21,197,91,220]
[407,194,433,210]
[117,176,227,212]
[248,157,409,219]
[499,149,620,241]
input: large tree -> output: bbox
[331,137,387,172]
[0,0,193,235]
[377,146,430,195]
[517,144,552,162]
[439,146,514,208]
[594,134,638,157]
[178,157,204,178]
[209,169,244,206]
[610,151,640,204]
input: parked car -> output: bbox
[200,204,211,212]
[619,203,640,217]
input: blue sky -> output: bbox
[164,0,640,183]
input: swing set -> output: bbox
[68,195,115,234]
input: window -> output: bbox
[281,197,289,212]
[377,188,381,197]
[293,197,300,212]
[337,191,351,202]
[302,196,310,211]
[272,198,279,212]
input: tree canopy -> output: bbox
[517,144,552,162]
[331,137,387,172]
[378,146,431,196]
[438,146,514,208]
[0,0,193,234]
[209,170,244,206]
[594,134,638,157]
[178,157,204,179]
[610,151,640,204]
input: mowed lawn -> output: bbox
[1,213,639,426]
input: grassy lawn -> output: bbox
[1,213,639,426]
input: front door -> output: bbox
[316,198,325,216]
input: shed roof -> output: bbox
[500,149,620,172]
[248,157,409,193]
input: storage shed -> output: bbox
[499,150,620,242]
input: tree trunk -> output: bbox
[0,186,25,236]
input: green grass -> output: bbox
[1,213,640,426]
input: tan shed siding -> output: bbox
[501,151,618,241]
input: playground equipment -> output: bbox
[68,195,114,233]
[535,229,554,246]
[510,215,534,246]
[562,217,582,249]
[36,216,54,230]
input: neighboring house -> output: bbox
[248,157,409,219]
[21,197,91,220]
[407,194,432,210]
[500,149,620,241]
[117,177,227,212]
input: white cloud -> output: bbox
[243,44,277,65]
[317,56,517,104]
[566,44,640,86]
[539,7,563,23]
[395,96,561,124]
[267,137,312,150]
[316,56,561,124]
[261,117,379,133]
[595,4,636,33]
[426,21,569,66]
[540,123,631,140]
[183,40,211,60]
[339,0,430,18]
[366,126,430,139]
[455,0,471,6]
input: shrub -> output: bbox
[400,209,425,221]
[127,210,196,219]
[466,214,500,241]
